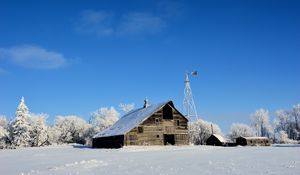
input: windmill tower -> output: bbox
[183,71,198,122]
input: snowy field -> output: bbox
[0,145,299,175]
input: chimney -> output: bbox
[143,98,149,108]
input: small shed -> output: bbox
[236,136,271,146]
[93,100,188,148]
[206,134,228,146]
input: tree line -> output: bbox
[190,104,300,145]
[0,97,132,149]
[1,97,299,149]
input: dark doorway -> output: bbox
[164,134,175,145]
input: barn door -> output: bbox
[164,134,175,145]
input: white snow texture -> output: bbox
[0,145,299,175]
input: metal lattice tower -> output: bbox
[183,72,198,122]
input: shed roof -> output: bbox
[239,136,269,140]
[93,101,183,138]
[211,134,227,143]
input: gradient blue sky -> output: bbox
[0,0,299,133]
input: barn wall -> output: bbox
[246,139,270,146]
[124,105,188,146]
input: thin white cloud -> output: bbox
[75,10,167,37]
[0,45,69,69]
[117,12,166,36]
[75,10,115,37]
[157,0,186,19]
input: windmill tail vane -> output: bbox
[191,71,198,76]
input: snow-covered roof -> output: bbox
[93,101,176,138]
[211,134,227,143]
[240,137,269,140]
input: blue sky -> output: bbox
[0,0,299,133]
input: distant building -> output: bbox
[236,136,271,146]
[93,101,188,148]
[206,134,229,146]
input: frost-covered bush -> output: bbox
[46,125,61,145]
[28,113,50,147]
[276,130,298,144]
[54,115,91,144]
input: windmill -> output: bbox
[183,71,199,122]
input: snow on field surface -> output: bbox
[0,145,299,175]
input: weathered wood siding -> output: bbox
[124,105,188,146]
[236,137,271,146]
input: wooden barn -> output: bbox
[93,100,189,148]
[206,134,228,146]
[236,136,271,146]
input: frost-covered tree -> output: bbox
[11,97,31,147]
[272,106,300,141]
[250,109,272,138]
[119,103,135,113]
[291,104,300,139]
[189,119,223,145]
[89,107,119,133]
[0,116,9,149]
[28,113,49,147]
[273,110,290,133]
[229,123,254,140]
[275,130,297,144]
[54,115,91,144]
[47,125,61,145]
[87,107,119,145]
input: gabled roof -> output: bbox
[93,101,183,138]
[211,134,227,143]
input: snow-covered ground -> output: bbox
[0,145,299,175]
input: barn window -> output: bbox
[176,120,180,126]
[157,135,159,138]
[163,105,173,119]
[155,118,159,125]
[138,126,143,133]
